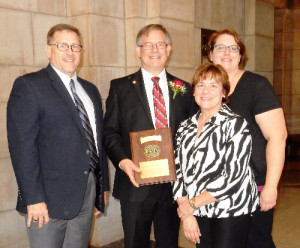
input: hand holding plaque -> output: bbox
[130,128,176,186]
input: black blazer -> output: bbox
[103,69,195,202]
[7,64,109,219]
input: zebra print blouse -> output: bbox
[173,104,259,218]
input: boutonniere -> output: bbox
[168,80,187,99]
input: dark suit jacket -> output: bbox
[7,64,109,219]
[103,69,195,202]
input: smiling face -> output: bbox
[46,30,81,78]
[194,75,224,116]
[209,34,241,74]
[136,29,171,75]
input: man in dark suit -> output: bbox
[7,24,109,248]
[104,24,195,248]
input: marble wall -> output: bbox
[245,0,275,83]
[274,8,300,134]
[0,1,65,247]
[0,0,282,247]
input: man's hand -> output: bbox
[94,191,109,216]
[104,191,109,206]
[260,186,277,211]
[182,215,201,244]
[94,207,101,216]
[120,159,141,188]
[27,202,49,228]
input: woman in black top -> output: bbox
[207,29,287,248]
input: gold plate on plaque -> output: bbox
[144,145,161,158]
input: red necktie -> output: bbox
[152,76,168,128]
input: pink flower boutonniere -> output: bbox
[168,80,187,99]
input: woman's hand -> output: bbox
[182,215,201,244]
[260,186,277,211]
[177,197,195,220]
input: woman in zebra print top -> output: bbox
[173,63,258,248]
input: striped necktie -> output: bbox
[152,76,168,128]
[69,79,98,170]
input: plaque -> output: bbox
[130,128,177,186]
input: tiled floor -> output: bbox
[99,240,155,248]
[272,161,300,248]
[100,161,300,248]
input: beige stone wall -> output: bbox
[245,0,275,83]
[0,0,284,247]
[274,8,300,134]
[0,1,66,247]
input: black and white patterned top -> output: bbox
[173,104,259,218]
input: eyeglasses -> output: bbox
[139,42,168,50]
[48,43,82,52]
[213,44,240,53]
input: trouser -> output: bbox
[120,184,180,248]
[195,214,252,248]
[246,208,276,248]
[26,171,96,248]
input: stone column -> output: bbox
[0,1,66,246]
[274,8,300,134]
[125,0,196,81]
[67,0,126,246]
[244,0,275,83]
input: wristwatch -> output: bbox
[189,197,198,210]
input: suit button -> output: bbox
[84,170,89,175]
[86,150,90,155]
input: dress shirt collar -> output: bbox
[141,68,167,83]
[50,63,78,86]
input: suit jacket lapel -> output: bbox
[45,64,86,140]
[132,69,154,128]
[166,72,175,129]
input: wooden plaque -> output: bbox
[130,128,176,186]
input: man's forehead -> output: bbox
[142,30,166,40]
[52,30,80,42]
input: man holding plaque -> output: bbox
[104,24,195,248]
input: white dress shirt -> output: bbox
[51,64,99,153]
[141,68,170,127]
